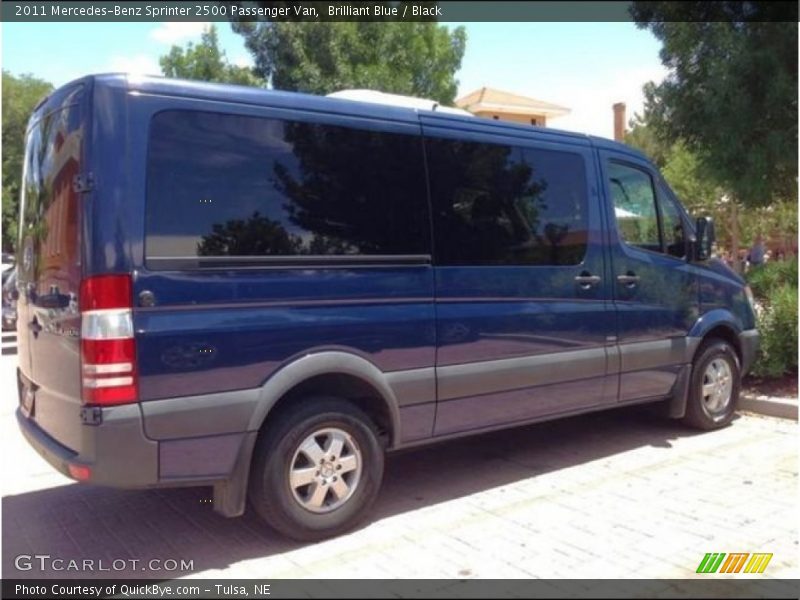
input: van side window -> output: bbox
[608,162,661,253]
[146,111,430,262]
[426,138,588,266]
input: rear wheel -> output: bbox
[682,339,741,430]
[249,397,384,541]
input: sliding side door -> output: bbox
[422,120,617,436]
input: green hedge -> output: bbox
[746,260,798,378]
[746,258,798,299]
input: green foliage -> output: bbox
[626,117,727,229]
[746,258,798,301]
[232,19,466,104]
[625,113,670,168]
[626,116,798,258]
[660,143,718,214]
[2,70,53,253]
[738,201,798,256]
[746,259,798,377]
[750,282,798,378]
[160,25,264,86]
[630,3,798,207]
[659,142,737,249]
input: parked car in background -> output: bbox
[2,253,15,281]
[2,267,17,331]
[16,74,759,542]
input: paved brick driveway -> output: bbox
[2,354,797,579]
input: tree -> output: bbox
[624,112,670,169]
[630,3,797,207]
[160,25,264,86]
[627,114,799,263]
[627,116,742,251]
[198,211,301,256]
[232,19,466,104]
[660,142,740,251]
[2,71,53,253]
[627,117,719,209]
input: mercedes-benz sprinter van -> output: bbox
[16,75,758,541]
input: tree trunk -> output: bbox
[730,199,741,273]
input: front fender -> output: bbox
[688,308,758,373]
[688,308,744,340]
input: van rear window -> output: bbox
[19,98,83,290]
[145,110,431,266]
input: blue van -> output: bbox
[16,74,758,541]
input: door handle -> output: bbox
[574,273,602,289]
[617,273,640,287]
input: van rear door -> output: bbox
[17,85,85,451]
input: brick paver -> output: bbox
[2,354,797,579]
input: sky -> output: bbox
[1,21,667,139]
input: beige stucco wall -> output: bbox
[472,110,548,127]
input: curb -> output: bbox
[739,393,798,420]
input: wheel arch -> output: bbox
[214,351,402,518]
[688,309,744,365]
[667,311,744,420]
[247,351,402,449]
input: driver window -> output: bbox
[608,162,661,253]
[659,189,686,259]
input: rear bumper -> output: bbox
[17,408,78,477]
[16,368,250,490]
[16,403,160,487]
[739,329,759,376]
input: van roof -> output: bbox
[45,73,649,161]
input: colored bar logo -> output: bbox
[697,553,773,574]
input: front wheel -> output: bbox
[682,340,741,430]
[249,397,384,541]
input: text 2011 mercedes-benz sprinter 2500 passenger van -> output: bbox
[16,75,758,541]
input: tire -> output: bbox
[248,397,384,541]
[682,339,741,430]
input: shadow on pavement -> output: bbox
[2,405,710,579]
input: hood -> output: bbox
[706,257,746,285]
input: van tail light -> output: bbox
[68,463,92,481]
[79,275,138,405]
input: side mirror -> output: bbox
[694,217,715,261]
